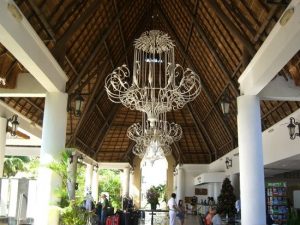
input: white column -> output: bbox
[129,170,134,197]
[0,117,7,177]
[122,167,130,197]
[85,164,93,193]
[67,154,78,200]
[213,183,221,201]
[92,167,99,201]
[176,166,185,202]
[207,183,214,198]
[237,95,266,225]
[35,92,68,225]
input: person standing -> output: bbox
[100,194,109,225]
[177,199,185,225]
[168,193,178,225]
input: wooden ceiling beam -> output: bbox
[157,3,237,148]
[204,0,255,56]
[23,97,43,113]
[104,41,115,69]
[26,1,80,76]
[179,0,239,96]
[92,11,153,161]
[68,9,150,147]
[95,104,109,126]
[187,103,216,161]
[92,105,120,158]
[113,0,129,66]
[27,0,56,40]
[182,0,199,67]
[52,0,101,59]
[67,0,134,93]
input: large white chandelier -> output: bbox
[105,30,201,124]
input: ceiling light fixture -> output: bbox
[105,30,201,125]
[6,114,19,136]
[67,91,84,117]
[127,112,182,158]
[287,117,300,139]
[220,87,232,116]
[225,157,232,169]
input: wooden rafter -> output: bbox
[28,0,56,40]
[187,103,216,161]
[179,0,240,96]
[205,0,255,56]
[157,2,237,148]
[113,0,128,66]
[67,0,134,94]
[68,8,151,154]
[52,0,101,59]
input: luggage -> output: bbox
[106,215,120,225]
[106,216,112,225]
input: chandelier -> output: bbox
[105,30,201,124]
[127,112,182,158]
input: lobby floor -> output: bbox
[139,214,200,225]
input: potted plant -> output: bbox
[146,186,160,210]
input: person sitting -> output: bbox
[204,207,213,225]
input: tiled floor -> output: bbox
[139,214,200,225]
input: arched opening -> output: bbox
[140,157,168,209]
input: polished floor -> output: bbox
[139,214,200,225]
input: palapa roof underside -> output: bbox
[1,0,300,165]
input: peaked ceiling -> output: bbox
[1,0,300,165]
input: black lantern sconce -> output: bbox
[225,157,232,169]
[77,154,84,164]
[220,88,231,116]
[93,164,99,171]
[68,90,84,117]
[287,117,300,139]
[7,114,19,136]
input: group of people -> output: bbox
[203,207,222,225]
[167,193,185,225]
[84,191,110,225]
[167,193,223,225]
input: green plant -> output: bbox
[156,184,167,203]
[99,169,122,210]
[48,150,85,207]
[3,156,26,177]
[146,186,160,205]
[60,200,89,225]
[217,178,236,217]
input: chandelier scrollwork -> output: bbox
[128,112,182,158]
[105,30,201,122]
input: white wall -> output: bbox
[207,108,300,176]
[174,164,209,202]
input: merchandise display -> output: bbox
[266,182,288,225]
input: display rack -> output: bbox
[266,182,288,225]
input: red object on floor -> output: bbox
[106,215,120,225]
[106,216,113,225]
[112,215,120,225]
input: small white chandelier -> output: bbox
[105,30,201,124]
[127,112,182,158]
